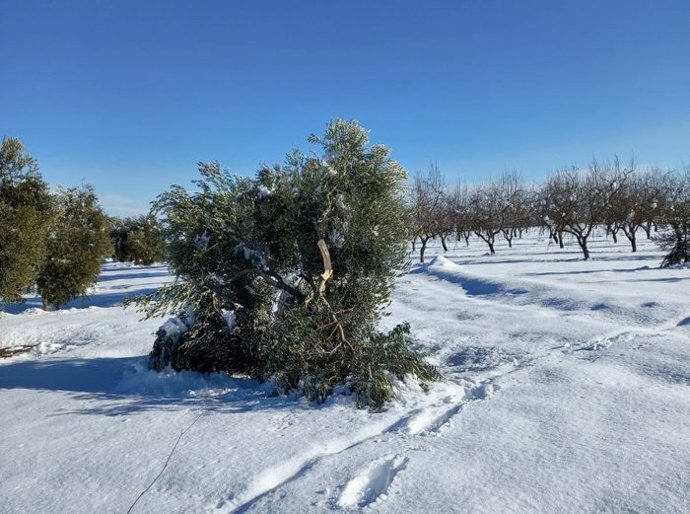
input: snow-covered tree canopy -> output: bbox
[135,119,438,409]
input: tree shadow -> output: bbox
[96,265,171,282]
[2,287,160,314]
[63,287,161,309]
[2,262,172,315]
[439,252,660,268]
[627,277,690,284]
[525,265,654,277]
[446,256,584,266]
[0,356,301,417]
[590,254,660,263]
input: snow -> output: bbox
[257,185,273,199]
[195,232,210,249]
[237,244,268,270]
[159,317,189,343]
[222,310,236,331]
[1,233,689,513]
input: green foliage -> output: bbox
[0,137,52,303]
[136,119,437,409]
[656,170,690,267]
[111,214,166,265]
[658,229,689,267]
[36,185,113,309]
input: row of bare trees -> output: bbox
[409,160,690,263]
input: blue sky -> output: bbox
[2,0,689,215]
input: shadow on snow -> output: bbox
[95,265,170,282]
[0,356,298,416]
[2,287,161,314]
[1,264,171,315]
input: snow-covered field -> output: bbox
[1,232,689,513]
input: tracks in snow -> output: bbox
[338,455,408,509]
[215,257,686,512]
[218,380,499,512]
[386,382,497,438]
[222,414,399,512]
[418,256,673,328]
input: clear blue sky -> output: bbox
[2,0,689,215]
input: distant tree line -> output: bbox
[410,159,690,265]
[3,132,686,315]
[0,137,165,311]
[3,124,687,409]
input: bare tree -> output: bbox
[540,167,575,249]
[410,162,446,263]
[468,179,511,255]
[638,168,667,239]
[607,169,663,252]
[542,158,632,260]
[449,183,473,246]
[498,171,529,248]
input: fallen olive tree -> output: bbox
[132,120,439,409]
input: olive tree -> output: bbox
[0,137,52,305]
[656,167,690,267]
[134,120,438,409]
[37,185,113,309]
[111,214,166,265]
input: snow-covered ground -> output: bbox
[1,233,689,513]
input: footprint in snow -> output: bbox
[338,455,408,509]
[401,401,463,436]
[392,383,497,437]
[677,316,690,327]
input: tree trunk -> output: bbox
[441,235,448,252]
[475,231,496,255]
[643,222,652,239]
[558,230,564,249]
[464,232,470,246]
[624,225,638,253]
[42,297,50,311]
[577,236,590,260]
[611,230,618,244]
[411,237,416,252]
[502,230,513,248]
[420,236,430,263]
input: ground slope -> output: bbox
[1,234,689,513]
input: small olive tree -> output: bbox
[0,137,52,305]
[37,185,113,309]
[134,120,438,409]
[656,168,690,267]
[111,214,166,265]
